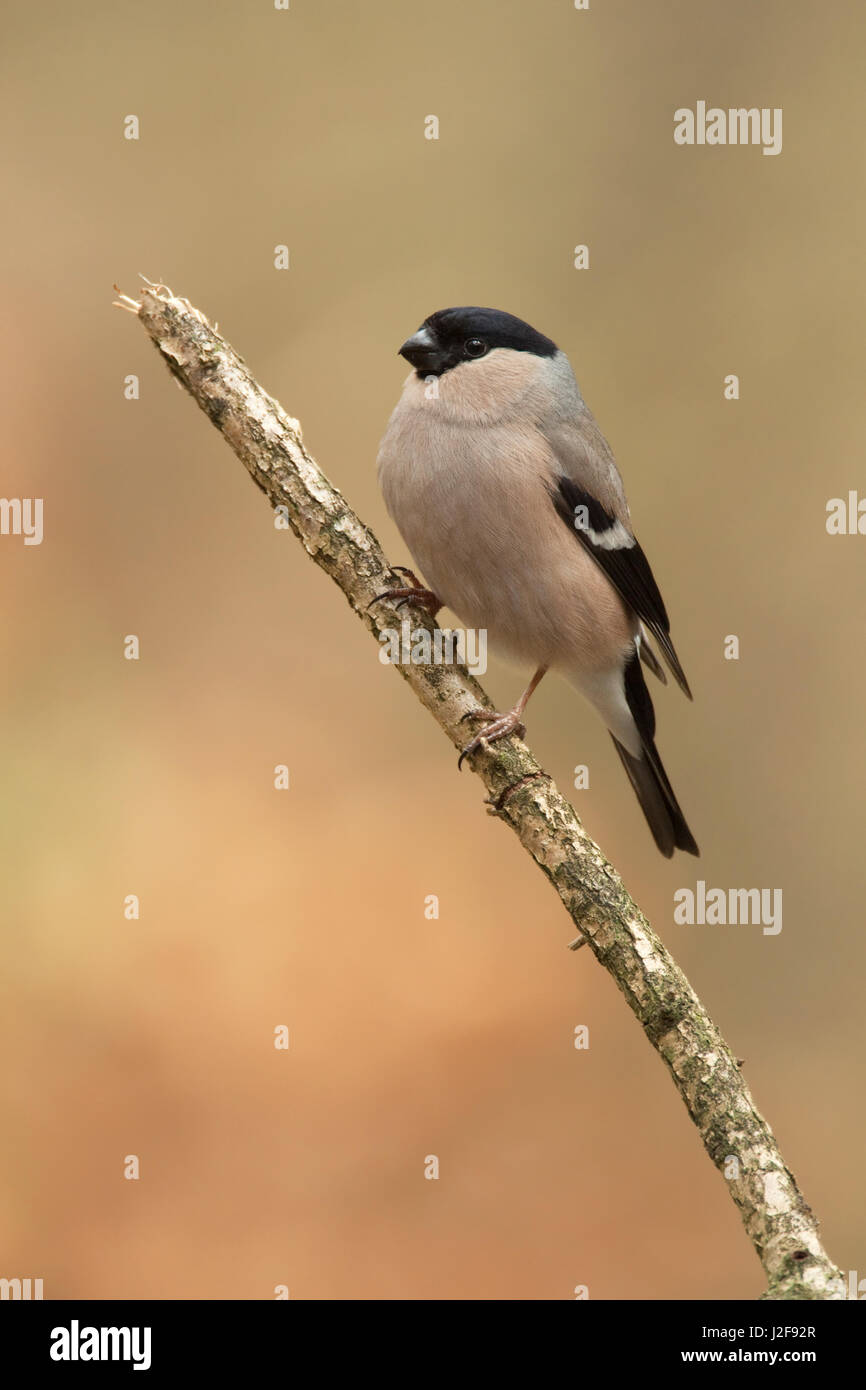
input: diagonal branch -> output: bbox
[115,278,845,1300]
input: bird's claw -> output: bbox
[459,707,497,725]
[368,568,441,617]
[457,709,527,769]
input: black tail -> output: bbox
[613,649,699,857]
[611,734,699,858]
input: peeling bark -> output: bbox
[115,279,846,1300]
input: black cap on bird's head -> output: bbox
[398,306,558,377]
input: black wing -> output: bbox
[549,474,692,699]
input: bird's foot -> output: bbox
[370,566,442,618]
[457,707,527,769]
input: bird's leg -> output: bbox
[370,566,442,618]
[458,666,548,769]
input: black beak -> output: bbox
[398,326,439,373]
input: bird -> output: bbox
[375,306,698,858]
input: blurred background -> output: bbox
[0,0,863,1300]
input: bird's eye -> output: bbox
[464,337,488,358]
